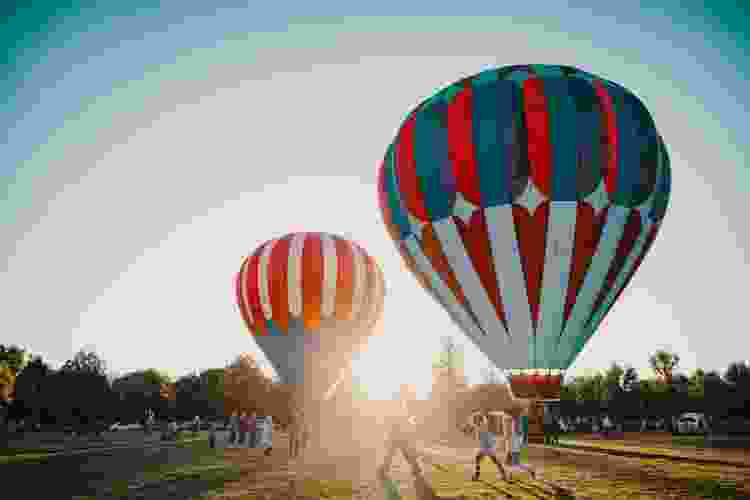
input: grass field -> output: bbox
[5,430,749,499]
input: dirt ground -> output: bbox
[562,432,750,465]
[211,430,750,499]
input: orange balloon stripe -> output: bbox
[419,224,468,307]
[398,241,434,296]
[512,201,550,330]
[333,237,354,321]
[359,254,377,323]
[235,258,254,330]
[302,233,323,329]
[268,235,292,333]
[245,248,267,336]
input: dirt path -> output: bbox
[560,432,750,465]
[423,434,750,500]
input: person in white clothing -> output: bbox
[507,405,536,480]
[472,412,508,482]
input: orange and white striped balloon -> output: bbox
[235,232,385,391]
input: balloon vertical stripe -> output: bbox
[448,83,482,206]
[350,243,367,319]
[302,234,323,329]
[287,233,306,318]
[395,114,430,221]
[512,202,550,332]
[562,204,609,329]
[522,78,553,197]
[419,224,469,309]
[453,211,508,331]
[258,239,277,322]
[593,80,619,196]
[414,96,455,220]
[433,218,510,341]
[485,204,536,368]
[268,236,292,332]
[398,240,435,298]
[245,249,267,335]
[585,210,642,328]
[333,236,355,320]
[236,259,254,329]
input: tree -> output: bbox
[430,337,469,433]
[61,349,107,376]
[723,362,750,418]
[0,345,29,374]
[0,362,16,403]
[724,362,750,388]
[54,350,113,432]
[200,369,226,419]
[223,353,274,416]
[112,369,172,421]
[649,350,680,385]
[704,371,731,427]
[622,366,639,392]
[0,345,29,405]
[12,356,53,427]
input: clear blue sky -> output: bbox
[2,2,749,399]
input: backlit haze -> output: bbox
[3,3,750,400]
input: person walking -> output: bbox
[471,412,508,482]
[261,415,274,456]
[228,410,239,448]
[209,421,217,449]
[289,410,302,458]
[507,405,536,480]
[543,405,554,445]
[238,411,249,448]
[193,415,201,435]
[377,384,439,500]
[247,411,258,448]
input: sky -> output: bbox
[2,1,749,400]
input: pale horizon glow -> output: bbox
[3,11,749,401]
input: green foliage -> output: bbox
[648,349,680,383]
[687,478,739,499]
[0,345,29,374]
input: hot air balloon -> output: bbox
[378,64,671,405]
[235,232,385,409]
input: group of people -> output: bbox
[377,384,538,499]
[227,410,273,456]
[472,407,536,482]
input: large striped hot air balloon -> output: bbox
[378,64,671,399]
[235,232,385,402]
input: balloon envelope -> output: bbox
[236,232,385,398]
[378,64,670,373]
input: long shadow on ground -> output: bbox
[2,443,223,499]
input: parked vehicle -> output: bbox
[108,422,143,432]
[674,413,707,435]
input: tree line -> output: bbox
[425,338,750,434]
[0,345,300,439]
[2,341,748,439]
